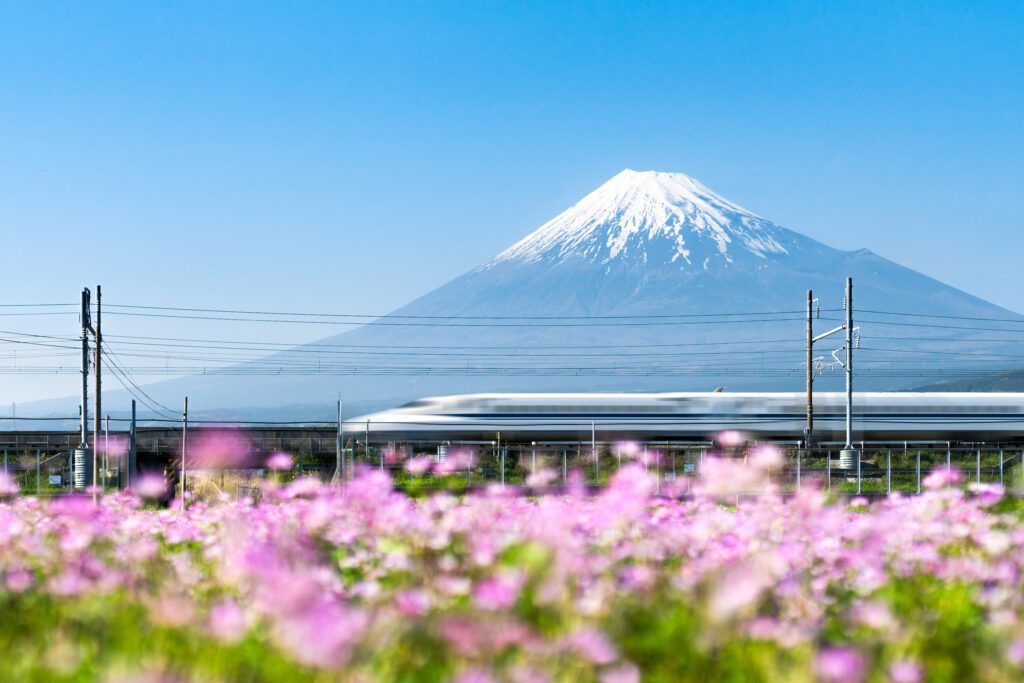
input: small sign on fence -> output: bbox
[683,463,696,473]
[48,475,62,485]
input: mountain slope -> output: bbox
[20,169,1024,418]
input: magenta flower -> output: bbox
[816,647,865,683]
[0,473,18,497]
[208,600,248,643]
[404,455,434,476]
[135,473,167,499]
[473,576,521,610]
[395,589,430,617]
[564,628,617,665]
[889,660,923,683]
[266,452,294,471]
[600,664,640,683]
[922,467,963,490]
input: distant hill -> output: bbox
[914,371,1024,392]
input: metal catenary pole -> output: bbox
[335,399,343,482]
[805,289,813,444]
[844,277,854,453]
[181,396,188,507]
[77,288,91,490]
[103,414,109,492]
[128,399,137,489]
[93,285,101,493]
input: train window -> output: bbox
[399,399,431,409]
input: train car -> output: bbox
[344,392,1024,443]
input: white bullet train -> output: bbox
[345,392,1024,443]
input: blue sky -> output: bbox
[1,1,1022,401]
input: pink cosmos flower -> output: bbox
[266,452,294,471]
[6,569,32,593]
[600,664,640,683]
[135,473,167,499]
[718,430,746,447]
[404,455,434,476]
[564,628,617,665]
[396,589,430,617]
[473,576,521,610]
[453,669,493,683]
[526,468,557,488]
[0,472,18,497]
[889,661,923,683]
[748,444,783,469]
[191,430,251,468]
[708,562,771,619]
[922,467,963,490]
[816,647,865,683]
[208,600,248,643]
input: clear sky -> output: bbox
[1,1,1022,402]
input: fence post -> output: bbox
[856,448,862,495]
[826,449,831,492]
[36,449,40,496]
[562,449,567,485]
[999,447,1004,486]
[976,448,981,484]
[916,449,921,494]
[887,449,891,493]
[796,446,802,493]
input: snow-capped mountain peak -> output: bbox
[485,169,793,270]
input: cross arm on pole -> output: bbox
[813,324,846,344]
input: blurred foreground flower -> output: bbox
[266,452,294,471]
[134,473,167,499]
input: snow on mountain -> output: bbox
[18,169,1024,418]
[485,169,791,269]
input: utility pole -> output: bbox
[841,277,856,468]
[103,414,109,492]
[93,285,101,491]
[807,278,858,469]
[181,396,188,507]
[335,399,343,482]
[75,288,93,491]
[128,399,137,489]
[805,290,814,444]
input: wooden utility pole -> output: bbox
[93,285,101,490]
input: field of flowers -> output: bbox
[1,446,1023,682]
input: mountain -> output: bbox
[915,371,1024,392]
[20,170,1024,419]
